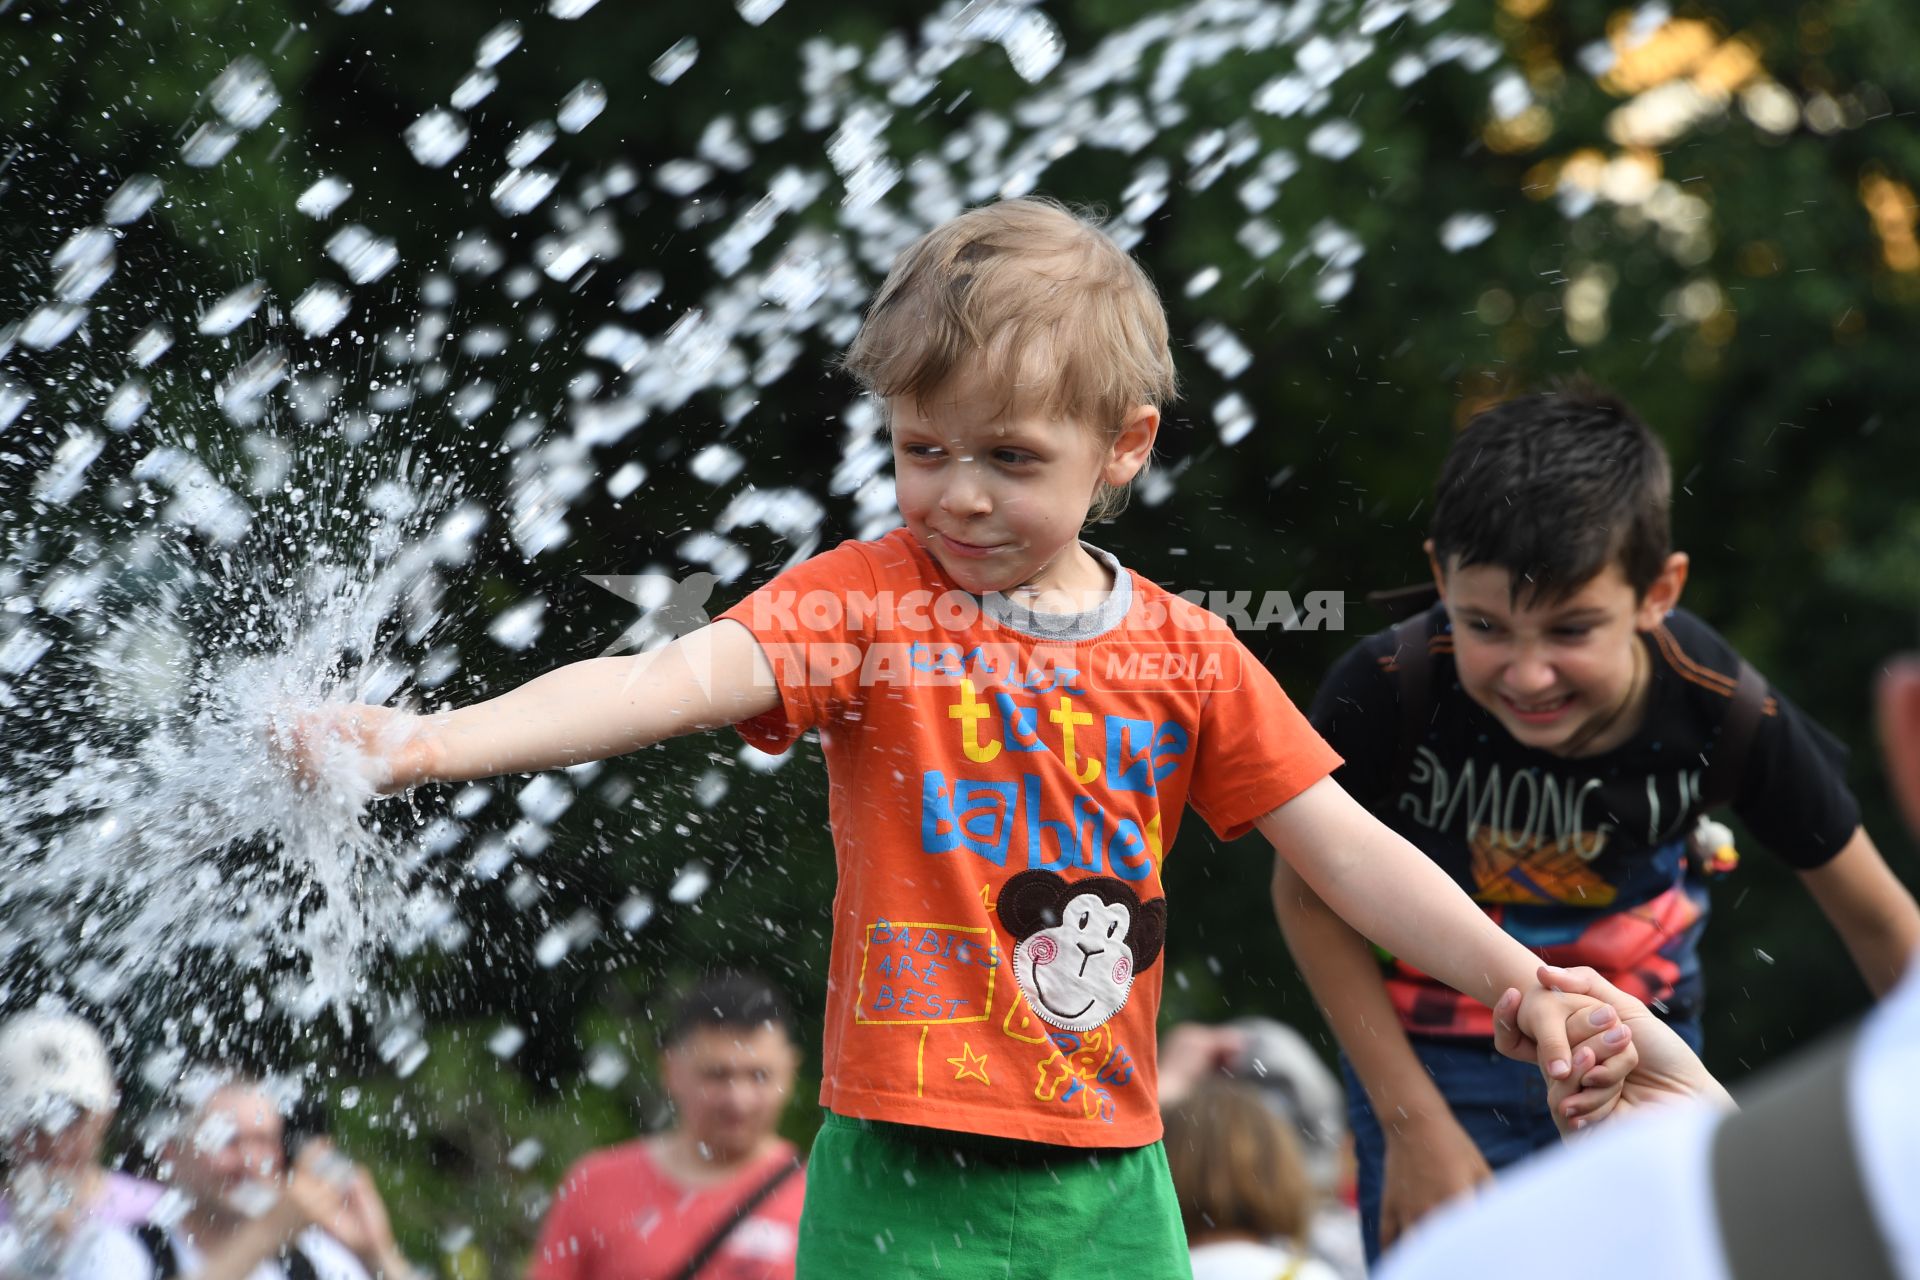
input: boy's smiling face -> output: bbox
[890,366,1157,605]
[1437,552,1688,757]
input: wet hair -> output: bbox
[1163,1080,1315,1245]
[665,972,794,1048]
[1429,383,1672,605]
[841,196,1177,521]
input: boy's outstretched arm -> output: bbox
[290,621,781,792]
[1256,777,1622,1080]
[1271,857,1492,1247]
[1796,828,1920,997]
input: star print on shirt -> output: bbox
[948,1042,991,1086]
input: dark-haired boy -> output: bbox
[530,973,806,1280]
[1273,387,1920,1263]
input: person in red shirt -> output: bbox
[530,974,806,1280]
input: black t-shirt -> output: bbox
[1310,604,1859,1035]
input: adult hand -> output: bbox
[1379,1114,1494,1250]
[325,1166,418,1279]
[1495,965,1731,1136]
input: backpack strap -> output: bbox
[134,1223,180,1279]
[664,1155,802,1280]
[1698,657,1766,813]
[1711,1027,1896,1280]
[1388,609,1435,787]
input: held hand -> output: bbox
[1379,1114,1494,1250]
[1497,966,1730,1136]
[270,703,428,795]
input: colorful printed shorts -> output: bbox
[796,1111,1189,1279]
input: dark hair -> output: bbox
[665,972,793,1048]
[1430,384,1672,605]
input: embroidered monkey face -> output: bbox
[997,871,1167,1033]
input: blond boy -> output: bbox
[293,199,1631,1278]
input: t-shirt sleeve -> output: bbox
[1728,681,1861,869]
[716,540,880,754]
[1307,634,1401,809]
[1186,638,1343,842]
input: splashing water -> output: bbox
[0,0,1789,1070]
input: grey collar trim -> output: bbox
[982,543,1132,641]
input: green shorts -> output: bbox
[796,1111,1189,1280]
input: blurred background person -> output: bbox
[0,1010,161,1258]
[78,1073,420,1280]
[530,972,805,1280]
[1160,1018,1362,1280]
[1165,1080,1343,1280]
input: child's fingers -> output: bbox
[1570,1083,1624,1129]
[1490,988,1529,1060]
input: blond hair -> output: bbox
[1163,1080,1316,1246]
[842,197,1177,521]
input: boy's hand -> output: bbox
[1498,965,1731,1135]
[1380,1115,1493,1249]
[1499,983,1638,1123]
[271,704,428,795]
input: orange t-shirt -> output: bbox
[718,529,1339,1148]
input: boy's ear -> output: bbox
[1102,404,1160,486]
[1878,659,1920,840]
[1423,538,1446,600]
[1634,552,1690,628]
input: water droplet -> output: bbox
[505,121,556,169]
[103,174,162,225]
[450,68,498,112]
[736,0,784,23]
[209,56,279,129]
[0,379,32,432]
[35,429,106,503]
[405,110,470,168]
[490,168,559,216]
[1306,119,1362,160]
[474,22,523,68]
[556,80,606,134]
[548,0,600,16]
[487,1025,526,1059]
[325,226,399,284]
[488,596,547,650]
[296,175,353,219]
[20,303,89,350]
[128,324,173,368]
[1438,212,1496,253]
[104,378,151,432]
[606,462,647,499]
[584,1048,629,1088]
[651,38,699,85]
[179,122,240,168]
[291,283,351,337]
[669,863,712,904]
[506,1138,544,1170]
[689,444,746,486]
[52,226,116,302]
[196,280,267,335]
[1215,393,1255,445]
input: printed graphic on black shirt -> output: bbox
[1310,605,1858,1035]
